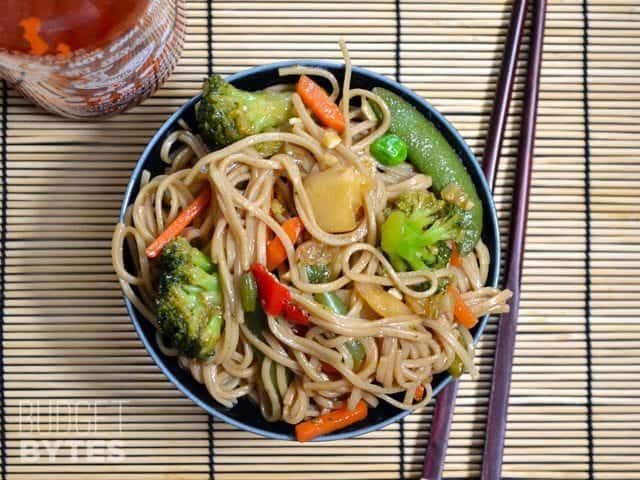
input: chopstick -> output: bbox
[421,0,528,477]
[482,0,530,191]
[481,0,547,478]
[421,0,546,478]
[422,381,458,480]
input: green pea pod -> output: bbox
[372,87,483,255]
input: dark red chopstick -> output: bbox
[422,0,530,478]
[482,0,530,191]
[421,381,458,480]
[481,0,547,478]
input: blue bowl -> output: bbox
[119,61,500,441]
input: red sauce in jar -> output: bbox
[0,0,150,56]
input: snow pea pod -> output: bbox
[372,87,483,255]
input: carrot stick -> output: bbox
[145,184,211,259]
[450,243,463,268]
[296,75,346,133]
[414,384,426,401]
[295,400,368,442]
[448,284,478,329]
[266,217,304,271]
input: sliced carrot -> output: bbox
[266,217,304,271]
[450,243,463,268]
[414,385,426,401]
[145,184,211,259]
[296,75,346,133]
[295,400,368,442]
[447,284,478,329]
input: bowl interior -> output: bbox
[120,61,500,441]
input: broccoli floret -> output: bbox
[381,190,471,272]
[395,190,446,231]
[156,238,223,360]
[421,205,472,246]
[196,75,293,154]
[395,190,444,216]
[434,244,452,271]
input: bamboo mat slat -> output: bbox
[1,0,638,479]
[587,2,640,479]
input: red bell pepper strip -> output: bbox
[321,362,338,374]
[291,324,309,337]
[250,263,311,326]
[282,302,310,326]
[251,263,290,316]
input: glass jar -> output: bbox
[0,0,186,118]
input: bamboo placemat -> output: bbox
[1,0,638,478]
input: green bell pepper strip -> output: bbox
[244,302,292,392]
[447,332,470,378]
[448,355,464,378]
[239,271,258,312]
[244,307,268,361]
[308,267,366,371]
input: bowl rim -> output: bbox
[119,60,500,441]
